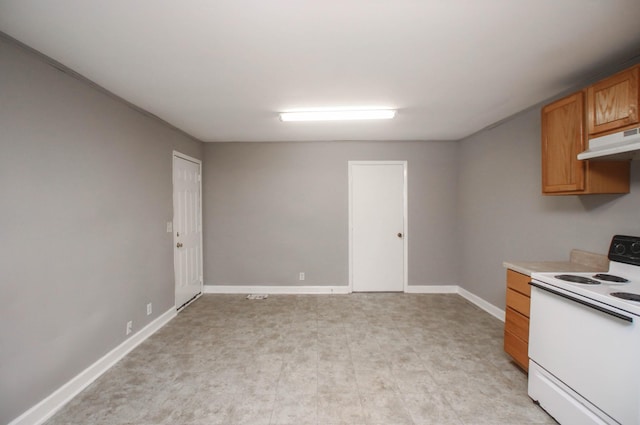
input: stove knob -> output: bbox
[632,242,640,255]
[614,243,626,255]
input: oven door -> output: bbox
[529,282,640,425]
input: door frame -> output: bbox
[348,160,408,293]
[172,150,204,311]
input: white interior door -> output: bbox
[173,152,203,310]
[349,161,407,292]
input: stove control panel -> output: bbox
[609,235,640,266]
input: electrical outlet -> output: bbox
[147,303,152,315]
[166,221,173,233]
[299,272,305,281]
[126,321,132,335]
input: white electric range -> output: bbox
[528,235,640,425]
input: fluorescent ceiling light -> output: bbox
[280,108,396,122]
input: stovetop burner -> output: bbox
[532,236,640,316]
[610,292,640,302]
[593,274,629,283]
[554,274,601,285]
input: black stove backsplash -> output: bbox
[608,235,640,266]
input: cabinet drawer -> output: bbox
[504,329,529,371]
[505,307,529,342]
[506,269,531,296]
[506,288,530,317]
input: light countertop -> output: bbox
[503,249,608,276]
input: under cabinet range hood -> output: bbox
[578,126,640,160]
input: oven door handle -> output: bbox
[530,282,633,323]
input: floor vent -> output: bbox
[246,294,268,300]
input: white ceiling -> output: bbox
[2,1,640,142]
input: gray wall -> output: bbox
[4,24,639,425]
[0,37,202,424]
[457,105,640,308]
[203,141,459,287]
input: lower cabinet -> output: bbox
[504,269,531,371]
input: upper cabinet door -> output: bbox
[542,92,585,193]
[587,66,639,136]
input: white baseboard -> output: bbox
[457,287,505,322]
[405,285,458,294]
[405,285,505,322]
[204,284,504,322]
[9,307,176,425]
[204,285,350,294]
[205,284,458,295]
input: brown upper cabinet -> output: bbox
[542,91,630,195]
[542,92,586,193]
[587,65,639,136]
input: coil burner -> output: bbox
[554,274,601,285]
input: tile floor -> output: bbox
[45,294,555,425]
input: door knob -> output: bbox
[397,233,403,238]
[176,242,183,248]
